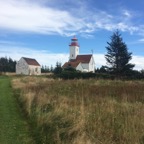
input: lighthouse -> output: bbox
[63,36,95,73]
[69,36,79,60]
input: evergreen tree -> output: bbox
[45,65,50,73]
[0,57,16,72]
[41,65,45,73]
[105,30,135,77]
[98,66,108,73]
[41,65,50,73]
[53,62,62,74]
[50,65,54,72]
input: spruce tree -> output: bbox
[105,30,135,76]
[53,62,62,74]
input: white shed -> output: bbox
[16,57,41,75]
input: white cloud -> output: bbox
[0,40,24,45]
[0,0,84,36]
[0,0,142,36]
[122,10,132,18]
[93,54,106,68]
[132,56,144,70]
[138,39,144,42]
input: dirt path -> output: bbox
[0,76,34,144]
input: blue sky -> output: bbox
[0,0,144,70]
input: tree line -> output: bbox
[41,65,54,73]
[0,57,16,72]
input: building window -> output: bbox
[72,54,73,57]
[35,68,38,72]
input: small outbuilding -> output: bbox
[16,57,41,75]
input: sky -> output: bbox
[0,0,144,70]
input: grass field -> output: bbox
[0,76,34,144]
[12,76,144,144]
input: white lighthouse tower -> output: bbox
[69,36,79,60]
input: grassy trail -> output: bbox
[0,76,34,144]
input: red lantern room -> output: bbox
[69,36,79,47]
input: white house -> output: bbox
[16,57,41,75]
[63,36,95,72]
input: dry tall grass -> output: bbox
[12,77,144,144]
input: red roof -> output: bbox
[63,54,92,69]
[72,54,92,63]
[69,42,79,46]
[22,57,40,66]
[62,61,80,68]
